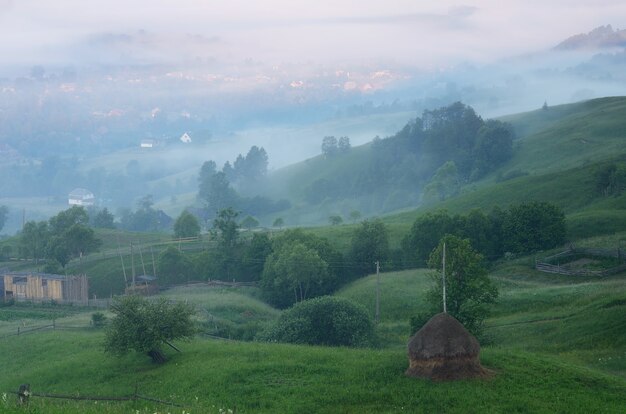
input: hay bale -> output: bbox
[406,313,491,381]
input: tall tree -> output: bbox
[48,205,89,235]
[321,136,338,157]
[426,235,498,336]
[262,241,330,306]
[91,207,115,229]
[349,219,389,277]
[503,202,566,254]
[272,217,284,229]
[240,215,259,230]
[173,211,201,239]
[213,208,240,248]
[198,172,238,216]
[20,221,50,263]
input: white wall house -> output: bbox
[68,188,95,206]
[180,133,192,143]
[140,139,155,148]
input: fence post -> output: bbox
[17,384,30,405]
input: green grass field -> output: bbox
[1,331,626,413]
[2,254,626,412]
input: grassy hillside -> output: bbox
[500,97,626,176]
[3,238,626,412]
[337,257,626,377]
[0,258,626,414]
[1,331,625,413]
[264,97,626,239]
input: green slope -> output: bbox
[1,331,625,413]
[500,96,626,175]
[262,97,626,235]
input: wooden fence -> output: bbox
[8,383,188,408]
[8,296,112,308]
[536,245,626,277]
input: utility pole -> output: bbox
[131,242,136,288]
[139,246,147,276]
[150,246,157,277]
[442,242,447,313]
[375,260,380,324]
[117,236,127,288]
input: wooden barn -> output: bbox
[1,273,88,304]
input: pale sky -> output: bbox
[1,0,625,69]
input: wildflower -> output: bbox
[2,392,7,403]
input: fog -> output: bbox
[1,0,626,233]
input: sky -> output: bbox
[1,0,626,69]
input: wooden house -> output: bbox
[1,273,88,303]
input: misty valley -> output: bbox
[1,10,626,414]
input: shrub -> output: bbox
[91,312,107,328]
[259,296,374,347]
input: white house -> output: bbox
[179,133,192,144]
[140,139,155,148]
[68,188,95,206]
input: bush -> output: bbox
[259,296,374,347]
[91,312,107,328]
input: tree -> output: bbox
[20,221,49,263]
[198,160,217,185]
[403,210,454,266]
[173,211,201,239]
[48,205,89,235]
[261,241,330,307]
[349,219,389,277]
[424,161,461,201]
[349,210,361,224]
[338,136,351,153]
[244,146,269,178]
[43,207,102,267]
[198,171,238,216]
[104,296,195,363]
[136,194,154,210]
[471,120,514,179]
[157,246,194,285]
[213,208,240,248]
[272,217,284,229]
[426,235,498,336]
[321,136,338,157]
[262,229,345,307]
[241,233,273,281]
[503,202,566,254]
[63,224,102,262]
[92,208,115,229]
[328,215,343,226]
[0,205,8,233]
[240,215,259,231]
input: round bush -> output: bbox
[260,296,374,347]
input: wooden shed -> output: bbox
[2,273,88,303]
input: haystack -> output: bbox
[406,313,490,381]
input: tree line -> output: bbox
[402,201,566,267]
[19,206,102,271]
[197,146,290,223]
[302,102,515,210]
